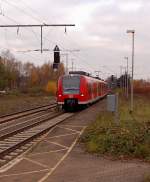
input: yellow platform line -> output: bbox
[57,126,80,133]
[59,124,86,128]
[38,126,86,182]
[47,132,77,139]
[24,157,48,169]
[44,140,69,149]
[0,169,48,178]
[27,149,67,157]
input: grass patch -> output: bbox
[144,175,150,182]
[82,94,150,161]
[0,94,54,116]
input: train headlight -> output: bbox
[80,93,84,97]
[58,94,62,97]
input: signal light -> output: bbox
[53,45,60,70]
[53,63,59,70]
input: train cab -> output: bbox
[57,71,108,111]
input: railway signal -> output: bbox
[17,48,80,72]
[53,45,60,70]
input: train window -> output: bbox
[62,76,80,94]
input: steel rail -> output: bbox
[0,103,57,124]
[0,113,73,164]
[0,111,63,140]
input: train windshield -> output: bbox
[62,76,80,94]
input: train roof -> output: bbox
[62,71,107,83]
[68,71,106,82]
[69,71,90,76]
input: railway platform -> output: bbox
[0,100,149,182]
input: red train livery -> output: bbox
[57,71,108,110]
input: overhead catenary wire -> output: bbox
[0,0,3,15]
[0,13,40,41]
[3,0,57,45]
[53,32,97,72]
[0,0,76,60]
[1,0,56,43]
[0,0,101,75]
[14,0,51,23]
[0,5,75,52]
[0,18,74,67]
[57,32,112,77]
[0,17,50,63]
[0,1,149,80]
[0,0,51,47]
[2,0,43,23]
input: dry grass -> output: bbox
[134,80,150,95]
[45,81,57,95]
[0,94,54,116]
[119,94,150,122]
[134,87,150,95]
[82,94,150,161]
[144,175,150,182]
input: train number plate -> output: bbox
[69,95,73,98]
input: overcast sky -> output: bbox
[0,0,150,79]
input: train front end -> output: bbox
[57,75,82,111]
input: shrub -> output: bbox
[134,87,150,95]
[45,81,57,96]
[7,89,21,96]
[82,112,150,160]
[22,86,45,96]
[144,175,150,182]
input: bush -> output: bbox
[82,112,150,160]
[45,81,57,96]
[7,89,21,96]
[27,86,44,96]
[134,87,150,95]
[18,86,45,96]
[144,175,150,182]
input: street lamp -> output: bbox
[126,29,135,112]
[124,56,129,99]
[61,53,69,75]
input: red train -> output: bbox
[57,71,108,110]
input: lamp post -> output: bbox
[124,56,129,98]
[126,30,135,112]
[61,53,68,74]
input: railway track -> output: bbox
[0,103,57,124]
[0,109,74,168]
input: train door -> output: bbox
[91,81,94,100]
[97,82,99,97]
